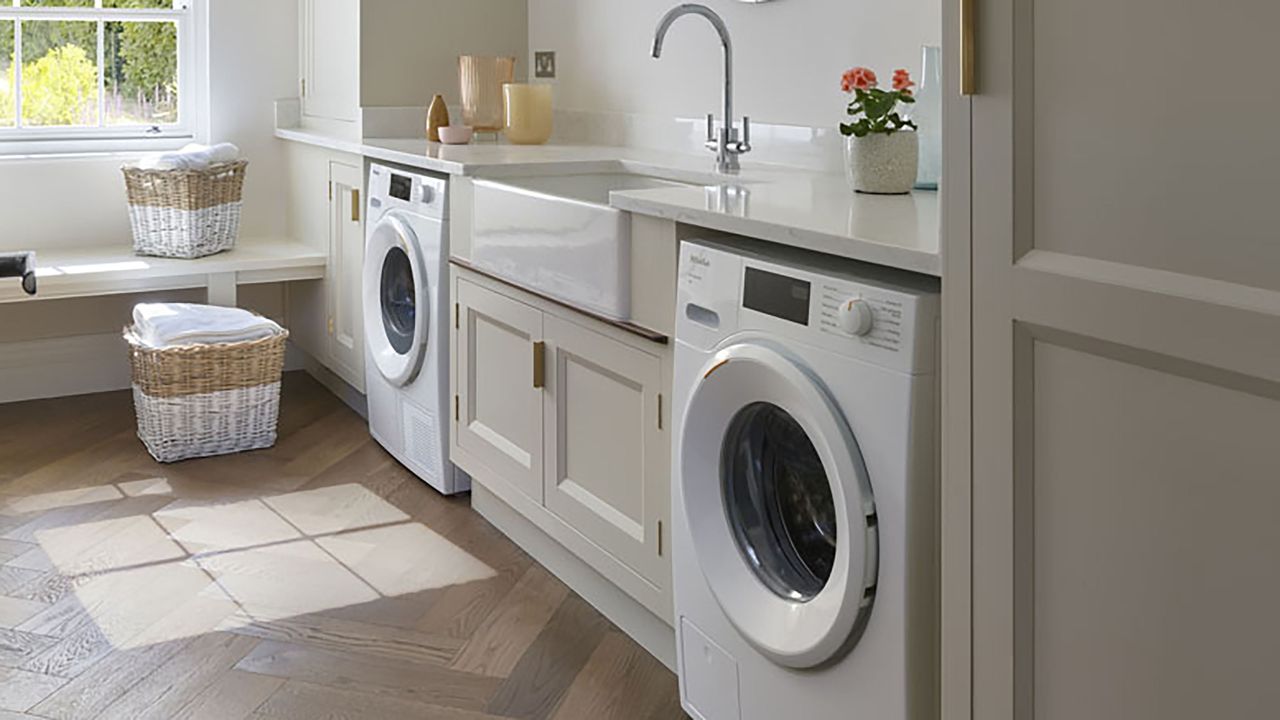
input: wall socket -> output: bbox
[534,51,557,79]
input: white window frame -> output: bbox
[0,0,207,155]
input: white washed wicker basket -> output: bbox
[123,160,248,259]
[124,324,287,463]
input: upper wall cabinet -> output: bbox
[296,0,530,136]
[300,0,360,124]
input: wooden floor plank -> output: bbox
[252,680,508,720]
[550,631,684,720]
[169,669,284,720]
[450,565,570,678]
[0,628,57,670]
[95,632,259,720]
[0,540,33,565]
[221,610,464,666]
[0,666,68,713]
[31,637,197,720]
[0,597,47,630]
[236,640,502,712]
[483,594,611,720]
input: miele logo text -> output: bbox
[689,253,711,268]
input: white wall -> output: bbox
[528,0,942,130]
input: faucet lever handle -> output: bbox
[706,113,715,144]
[740,116,751,152]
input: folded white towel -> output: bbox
[132,302,282,349]
[137,143,241,171]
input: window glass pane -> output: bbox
[104,20,178,126]
[20,20,100,128]
[19,1,96,7]
[103,1,178,8]
[0,21,13,128]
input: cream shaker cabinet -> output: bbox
[299,0,360,125]
[325,159,365,390]
[542,313,667,588]
[284,143,364,393]
[452,272,672,617]
[454,277,546,504]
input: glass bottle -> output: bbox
[913,45,942,190]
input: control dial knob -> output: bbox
[838,298,875,336]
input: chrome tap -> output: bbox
[651,4,751,174]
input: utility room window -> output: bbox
[0,0,201,154]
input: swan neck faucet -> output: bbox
[652,4,751,174]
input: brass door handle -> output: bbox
[961,0,976,95]
[533,341,546,389]
[351,189,361,223]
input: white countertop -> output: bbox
[276,128,941,277]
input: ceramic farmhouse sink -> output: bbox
[470,172,697,321]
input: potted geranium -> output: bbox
[840,67,919,194]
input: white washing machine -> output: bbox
[363,162,469,495]
[672,238,940,720]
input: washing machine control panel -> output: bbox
[677,240,939,374]
[368,163,448,220]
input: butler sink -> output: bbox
[470,172,698,321]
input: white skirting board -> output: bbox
[471,484,678,671]
[0,333,308,404]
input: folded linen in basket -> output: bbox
[135,143,241,171]
[132,302,282,349]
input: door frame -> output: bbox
[941,0,974,713]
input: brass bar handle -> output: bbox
[533,341,546,389]
[961,0,976,95]
[351,188,361,223]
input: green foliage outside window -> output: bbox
[0,3,179,128]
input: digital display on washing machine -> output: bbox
[743,267,811,326]
[389,174,413,201]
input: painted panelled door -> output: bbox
[956,0,1280,718]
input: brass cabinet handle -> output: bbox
[351,188,361,223]
[961,0,976,95]
[533,341,546,389]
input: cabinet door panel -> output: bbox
[543,315,666,586]
[302,0,359,123]
[327,159,364,390]
[456,279,544,502]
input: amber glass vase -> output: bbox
[459,55,516,134]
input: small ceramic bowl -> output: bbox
[438,125,474,145]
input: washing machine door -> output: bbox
[363,214,428,387]
[679,341,878,669]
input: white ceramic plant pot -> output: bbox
[844,131,920,195]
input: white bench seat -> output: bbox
[0,238,326,306]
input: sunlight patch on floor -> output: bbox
[15,480,494,651]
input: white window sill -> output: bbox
[0,135,198,161]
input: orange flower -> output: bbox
[841,67,878,93]
[892,69,915,94]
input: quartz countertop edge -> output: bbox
[275,127,942,277]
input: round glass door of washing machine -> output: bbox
[679,341,879,669]
[363,214,429,386]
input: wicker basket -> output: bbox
[122,160,248,259]
[125,324,288,463]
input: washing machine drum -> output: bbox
[364,214,429,386]
[680,342,879,669]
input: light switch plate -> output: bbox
[534,51,556,79]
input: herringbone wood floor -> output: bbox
[0,372,684,719]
